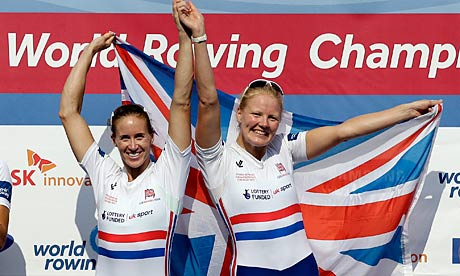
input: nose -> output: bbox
[258,116,269,128]
[128,138,137,149]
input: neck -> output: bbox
[236,135,267,161]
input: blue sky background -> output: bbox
[4,0,460,13]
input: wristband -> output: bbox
[191,34,207,43]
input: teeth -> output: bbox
[128,152,140,157]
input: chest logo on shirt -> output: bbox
[128,209,154,220]
[110,182,117,190]
[236,173,256,182]
[275,163,286,173]
[236,160,243,168]
[139,188,160,205]
[243,183,293,200]
[243,189,272,200]
[272,183,293,195]
[104,194,118,204]
[287,133,299,141]
[275,162,289,178]
[145,188,155,200]
[101,210,126,223]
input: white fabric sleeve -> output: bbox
[195,137,226,201]
[80,142,120,206]
[285,131,308,163]
[154,136,191,213]
[0,160,12,210]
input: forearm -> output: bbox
[174,0,221,147]
[59,45,96,119]
[172,31,194,106]
[59,32,114,161]
[338,103,417,141]
[194,37,221,147]
[306,100,439,159]
[169,31,193,150]
[193,27,218,106]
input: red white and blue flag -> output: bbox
[114,37,442,275]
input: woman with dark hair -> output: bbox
[59,4,194,273]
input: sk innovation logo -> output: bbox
[27,149,56,173]
[10,149,91,187]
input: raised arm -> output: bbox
[59,32,115,162]
[305,99,442,160]
[170,0,193,151]
[177,0,221,148]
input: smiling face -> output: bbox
[112,115,153,181]
[236,92,282,160]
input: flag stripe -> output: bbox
[115,44,170,120]
[184,167,215,207]
[235,221,305,241]
[307,108,440,194]
[301,191,414,240]
[217,199,238,276]
[351,130,434,194]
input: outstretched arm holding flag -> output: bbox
[305,99,442,160]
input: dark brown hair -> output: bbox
[110,104,154,137]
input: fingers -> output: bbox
[188,1,197,12]
[104,31,116,43]
[174,0,190,15]
[100,32,115,47]
[432,99,443,105]
[88,32,115,53]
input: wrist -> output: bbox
[178,31,190,40]
[191,33,207,43]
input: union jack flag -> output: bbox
[114,37,442,275]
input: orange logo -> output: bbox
[27,149,56,173]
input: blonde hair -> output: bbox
[239,85,284,111]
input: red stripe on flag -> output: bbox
[181,208,193,214]
[301,191,414,240]
[230,204,301,225]
[98,230,167,243]
[220,236,233,276]
[307,106,441,194]
[218,199,237,276]
[115,45,170,120]
[185,167,215,207]
[319,268,337,276]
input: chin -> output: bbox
[249,140,271,149]
[122,158,147,170]
[253,136,274,146]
